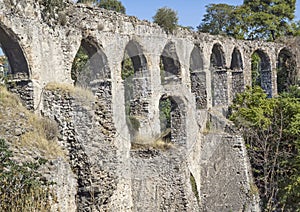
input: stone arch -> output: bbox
[159,95,186,145]
[122,40,151,142]
[210,43,226,69]
[277,48,297,93]
[251,49,272,97]
[72,37,110,87]
[0,24,30,79]
[230,47,244,97]
[160,41,181,85]
[122,40,148,77]
[210,43,228,106]
[189,45,207,109]
[0,24,33,110]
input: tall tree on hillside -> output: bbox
[243,0,296,40]
[230,86,300,211]
[197,4,236,35]
[198,0,297,40]
[153,7,178,33]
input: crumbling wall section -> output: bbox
[6,80,34,110]
[199,112,260,212]
[130,148,199,211]
[190,71,207,109]
[212,70,228,106]
[42,85,128,211]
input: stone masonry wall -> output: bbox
[7,80,34,110]
[130,147,199,211]
[199,112,260,212]
[212,70,228,107]
[190,71,207,109]
[42,86,130,211]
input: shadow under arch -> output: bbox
[160,41,181,85]
[122,39,151,142]
[70,37,116,210]
[277,48,297,93]
[189,44,207,109]
[159,94,186,146]
[0,24,30,79]
[210,43,227,106]
[251,49,272,97]
[0,24,34,110]
[72,38,111,88]
[230,47,244,97]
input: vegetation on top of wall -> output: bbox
[39,0,67,25]
[153,7,178,33]
[229,86,300,211]
[76,0,126,14]
[45,82,95,102]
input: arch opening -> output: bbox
[159,95,186,145]
[210,43,227,106]
[251,50,272,97]
[0,25,30,80]
[160,42,181,85]
[122,40,150,141]
[71,38,110,88]
[0,25,33,110]
[189,45,207,109]
[230,47,244,98]
[277,48,297,93]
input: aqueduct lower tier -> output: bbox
[0,1,299,211]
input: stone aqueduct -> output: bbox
[0,1,299,211]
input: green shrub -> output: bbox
[0,139,55,211]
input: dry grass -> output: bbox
[45,82,95,102]
[19,132,65,159]
[152,138,173,150]
[131,137,173,151]
[0,85,66,160]
[0,85,23,109]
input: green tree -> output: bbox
[197,4,236,35]
[230,86,300,211]
[243,0,296,40]
[291,20,300,36]
[98,0,125,14]
[251,52,261,87]
[153,7,178,33]
[71,46,89,85]
[198,0,297,40]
